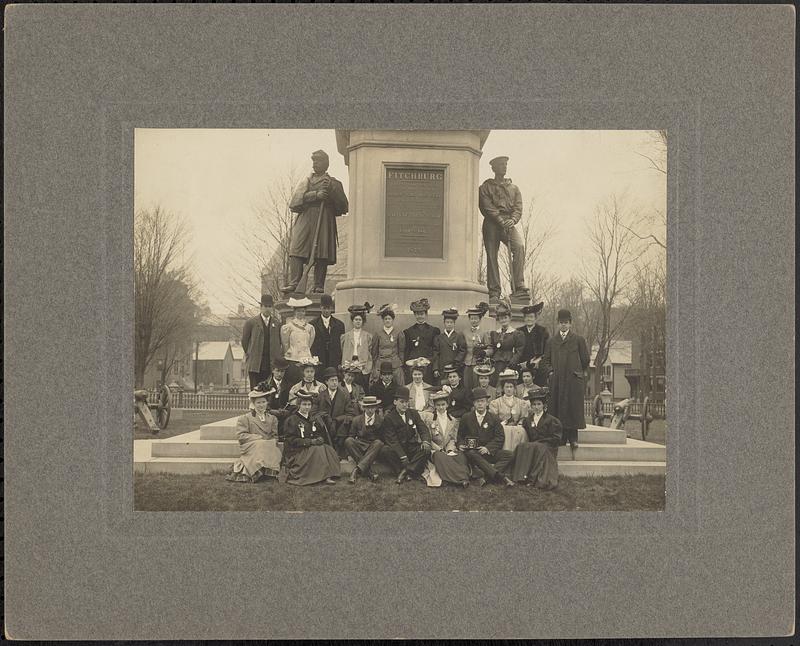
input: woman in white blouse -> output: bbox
[280,295,315,386]
[406,360,434,413]
[340,303,373,390]
[489,368,531,425]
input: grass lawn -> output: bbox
[134,409,239,440]
[134,472,665,512]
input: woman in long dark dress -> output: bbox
[426,391,470,487]
[511,387,562,489]
[282,388,341,485]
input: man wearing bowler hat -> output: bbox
[381,386,432,484]
[541,309,590,451]
[264,357,292,436]
[241,294,284,390]
[310,293,345,377]
[317,366,357,457]
[479,155,530,303]
[282,150,349,294]
[517,301,551,387]
[370,360,400,412]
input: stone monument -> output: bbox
[333,129,493,331]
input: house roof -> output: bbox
[590,340,632,367]
[196,341,231,361]
[230,344,245,361]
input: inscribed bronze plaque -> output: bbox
[385,167,444,258]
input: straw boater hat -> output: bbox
[523,386,550,402]
[466,301,490,318]
[442,308,459,320]
[405,356,431,369]
[409,297,430,313]
[473,363,496,377]
[521,302,544,316]
[360,395,380,408]
[497,368,519,383]
[287,295,313,308]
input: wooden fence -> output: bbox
[584,399,666,419]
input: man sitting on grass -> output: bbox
[344,395,393,483]
[382,386,432,484]
[457,387,516,488]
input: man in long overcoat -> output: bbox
[517,301,551,387]
[282,149,349,294]
[241,294,284,390]
[541,309,590,450]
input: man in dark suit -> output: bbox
[402,298,440,383]
[265,357,292,437]
[457,387,516,487]
[382,386,433,484]
[241,294,283,390]
[310,293,344,378]
[344,395,393,483]
[541,309,590,451]
[370,360,399,412]
[517,301,551,387]
[317,367,357,457]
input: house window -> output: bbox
[603,364,612,381]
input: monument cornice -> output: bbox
[335,129,490,165]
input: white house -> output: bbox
[588,339,633,400]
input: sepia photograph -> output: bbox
[134,128,667,511]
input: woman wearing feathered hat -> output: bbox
[280,294,316,385]
[463,301,490,391]
[425,390,470,488]
[511,386,562,489]
[282,388,341,486]
[287,356,324,408]
[482,299,525,387]
[225,381,283,483]
[340,302,374,390]
[370,303,405,386]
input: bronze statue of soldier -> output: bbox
[281,150,349,294]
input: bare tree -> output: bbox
[628,254,666,400]
[579,195,646,394]
[635,129,667,175]
[134,206,200,388]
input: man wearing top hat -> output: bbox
[282,149,349,294]
[317,366,357,457]
[381,386,433,484]
[370,360,400,412]
[478,155,530,303]
[241,294,284,390]
[402,298,440,383]
[309,293,345,376]
[432,308,467,382]
[517,301,551,387]
[541,309,590,450]
[344,395,393,483]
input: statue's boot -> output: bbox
[280,256,304,293]
[312,262,327,293]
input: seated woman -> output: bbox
[405,358,434,413]
[514,367,537,399]
[340,360,366,409]
[282,388,341,486]
[225,383,283,483]
[511,387,562,489]
[490,368,531,424]
[288,357,325,407]
[426,391,470,487]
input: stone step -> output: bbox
[152,437,664,462]
[135,456,665,478]
[197,417,629,445]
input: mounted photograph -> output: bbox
[133,128,667,511]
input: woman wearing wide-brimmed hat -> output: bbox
[472,362,497,401]
[482,300,525,387]
[370,303,405,386]
[405,357,434,413]
[280,295,316,385]
[225,382,283,483]
[511,387,562,489]
[340,302,374,390]
[282,388,341,486]
[287,356,324,408]
[340,360,366,408]
[463,302,490,391]
[489,368,531,452]
[425,390,470,488]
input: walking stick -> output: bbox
[296,196,327,294]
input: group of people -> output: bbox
[230,292,591,489]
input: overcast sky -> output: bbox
[135,129,666,316]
